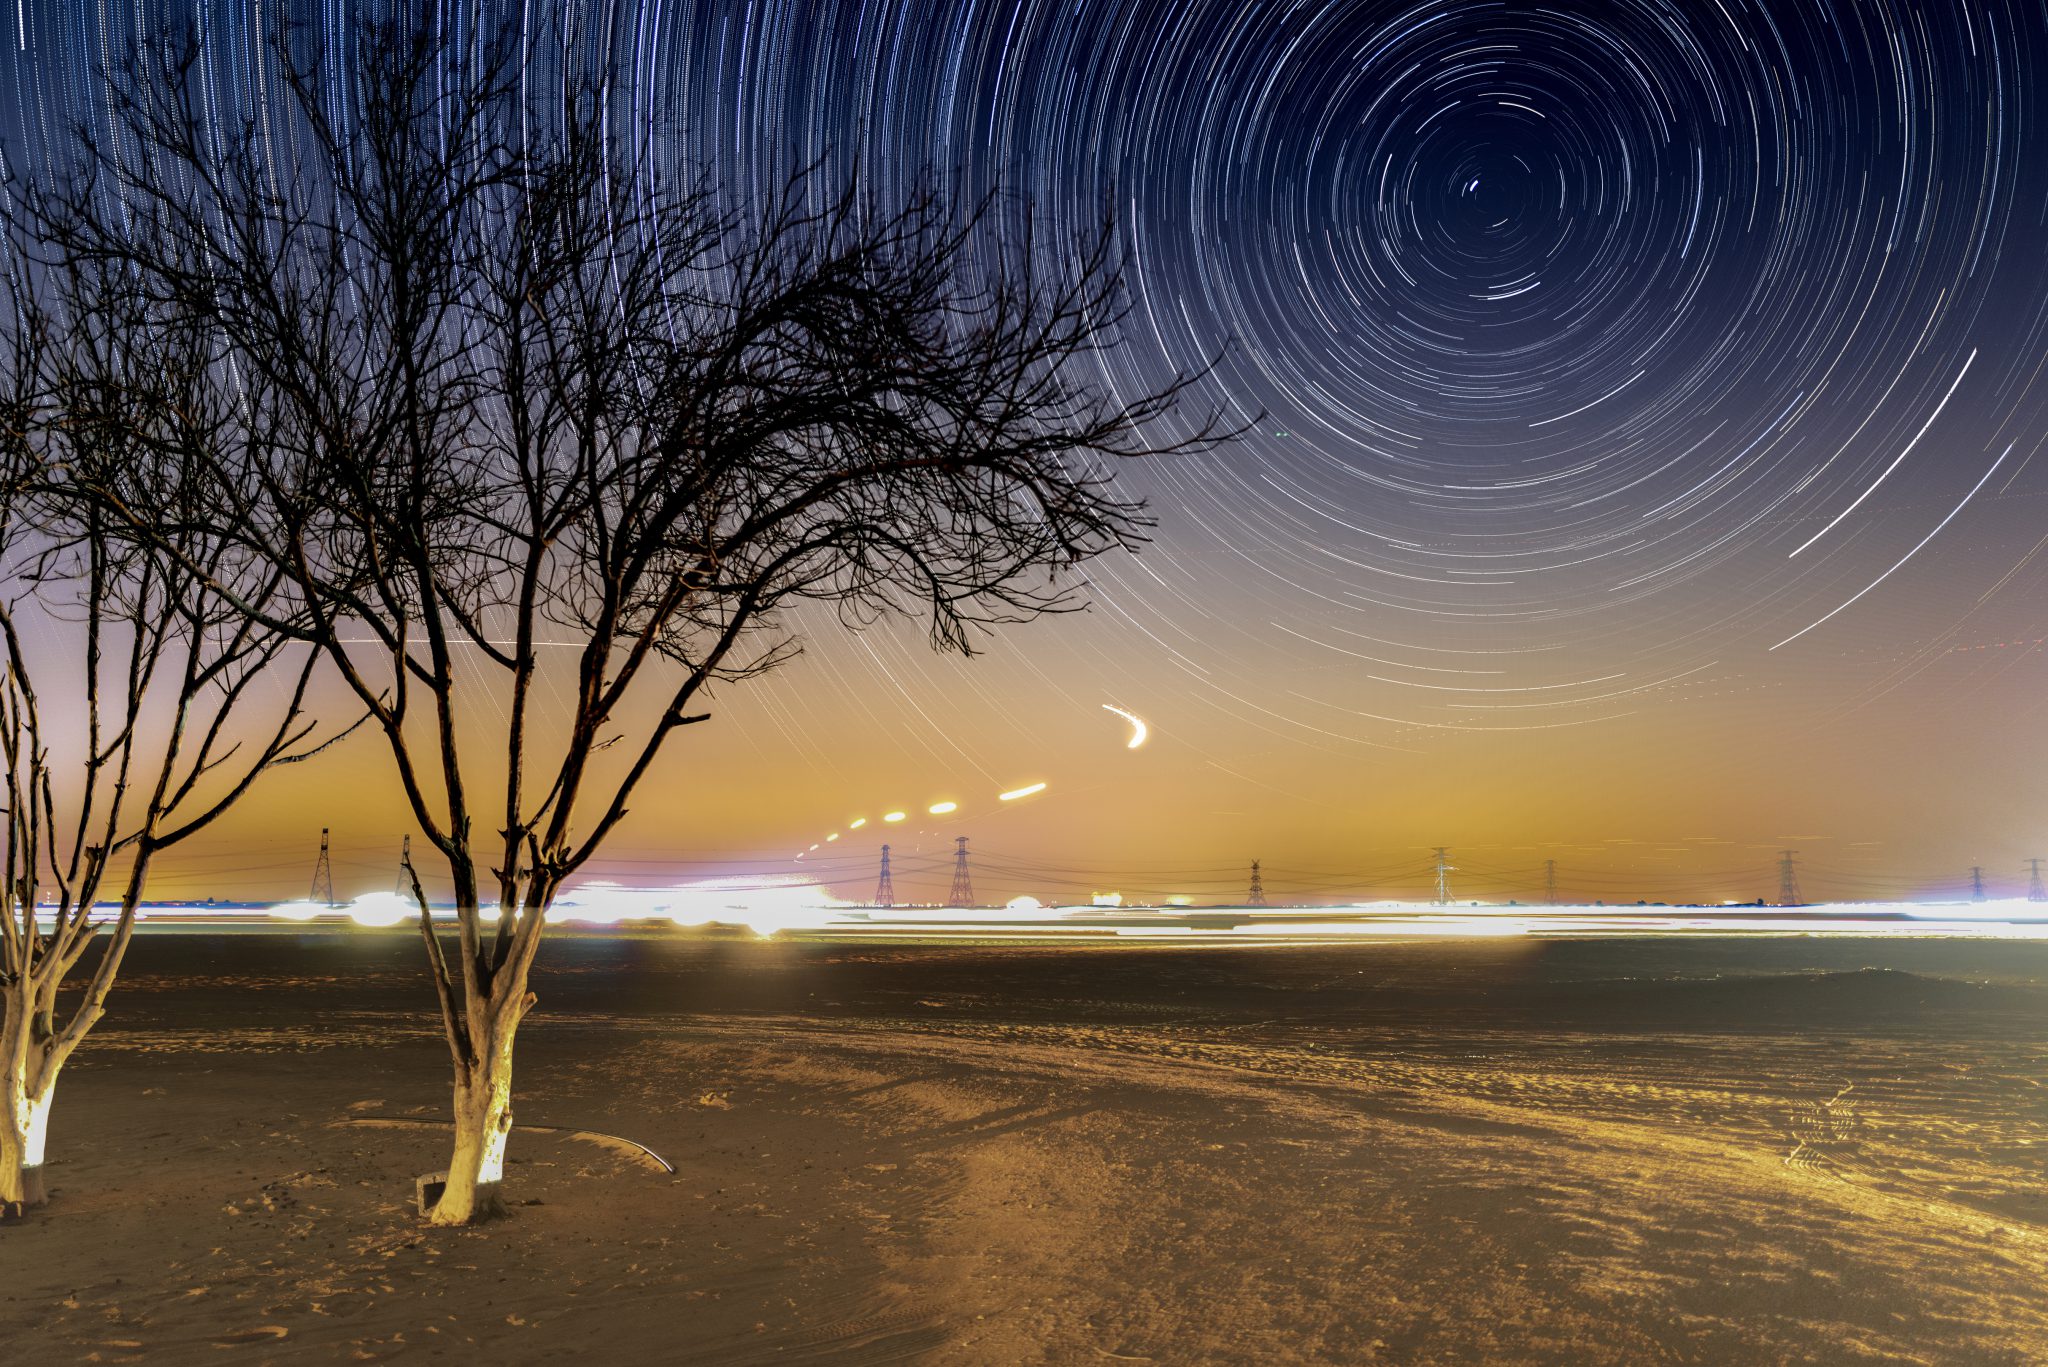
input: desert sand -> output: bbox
[2,931,2045,1363]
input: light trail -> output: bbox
[1102,703,1150,749]
[1772,444,2013,650]
[1789,349,1976,557]
[104,897,2048,945]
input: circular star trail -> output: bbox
[561,0,2048,742]
[5,2,2048,885]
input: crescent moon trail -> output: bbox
[1103,705,1150,750]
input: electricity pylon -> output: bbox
[875,844,895,909]
[1248,861,1267,908]
[2028,858,2046,903]
[310,827,335,905]
[947,837,974,907]
[1776,850,1802,908]
[1543,859,1558,906]
[1971,866,1987,901]
[1432,847,1454,906]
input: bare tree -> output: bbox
[0,256,339,1213]
[36,16,1228,1224]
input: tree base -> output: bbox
[1,1163,47,1216]
[414,1170,447,1216]
[416,1170,507,1223]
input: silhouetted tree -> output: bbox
[34,16,1226,1223]
[0,256,338,1213]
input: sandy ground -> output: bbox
[1,933,2045,1364]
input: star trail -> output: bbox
[5,0,2047,903]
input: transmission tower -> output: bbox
[1970,866,1987,901]
[1543,859,1558,906]
[1776,850,1802,907]
[2028,858,2046,903]
[310,827,335,905]
[874,844,895,909]
[1247,860,1267,908]
[1432,847,1454,906]
[947,837,974,907]
[394,835,412,898]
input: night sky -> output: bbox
[5,1,2048,907]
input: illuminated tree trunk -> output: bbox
[0,1013,56,1210]
[427,989,527,1226]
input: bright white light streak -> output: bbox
[849,818,867,829]
[1528,369,1645,426]
[344,893,411,928]
[882,811,907,823]
[928,800,958,815]
[1772,443,2012,650]
[1102,703,1149,749]
[998,782,1048,801]
[1790,349,1975,557]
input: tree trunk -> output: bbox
[0,1017,55,1210]
[427,1000,521,1226]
